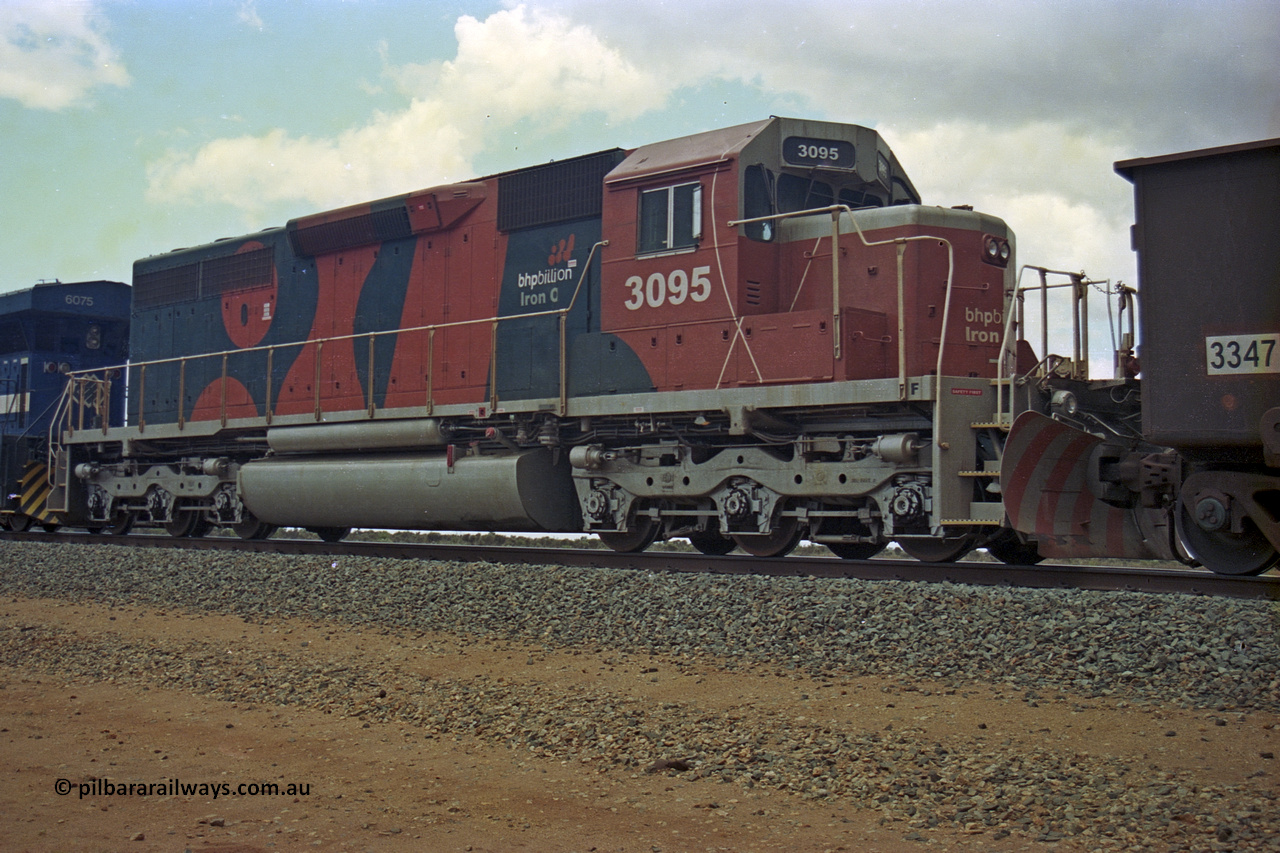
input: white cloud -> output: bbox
[878,120,1134,240]
[0,0,129,110]
[440,6,661,123]
[554,0,1279,149]
[146,5,666,215]
[237,1,264,31]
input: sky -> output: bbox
[2,0,1277,370]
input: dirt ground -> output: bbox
[2,595,1277,852]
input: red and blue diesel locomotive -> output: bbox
[18,118,1280,574]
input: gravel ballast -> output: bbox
[3,542,1277,712]
[2,540,1278,850]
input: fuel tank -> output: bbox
[238,449,579,532]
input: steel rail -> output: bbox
[2,531,1276,600]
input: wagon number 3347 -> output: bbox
[624,266,712,310]
[1206,334,1280,375]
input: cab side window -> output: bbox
[638,182,702,255]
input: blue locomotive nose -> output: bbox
[0,280,131,531]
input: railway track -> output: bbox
[3,530,1276,600]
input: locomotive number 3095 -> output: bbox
[624,266,712,310]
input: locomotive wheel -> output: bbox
[165,512,211,538]
[898,535,977,563]
[732,516,803,558]
[308,526,351,543]
[826,541,885,560]
[983,531,1044,565]
[233,515,277,540]
[7,513,32,533]
[1176,502,1279,576]
[109,512,136,536]
[688,527,737,556]
[87,511,135,536]
[40,521,60,533]
[598,515,659,553]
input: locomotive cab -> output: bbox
[597,118,1010,388]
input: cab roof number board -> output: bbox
[782,136,856,171]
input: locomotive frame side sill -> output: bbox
[56,376,949,451]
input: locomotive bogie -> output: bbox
[571,439,908,535]
[567,371,1004,557]
[76,456,241,526]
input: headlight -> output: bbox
[1050,389,1079,417]
[982,234,1010,267]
